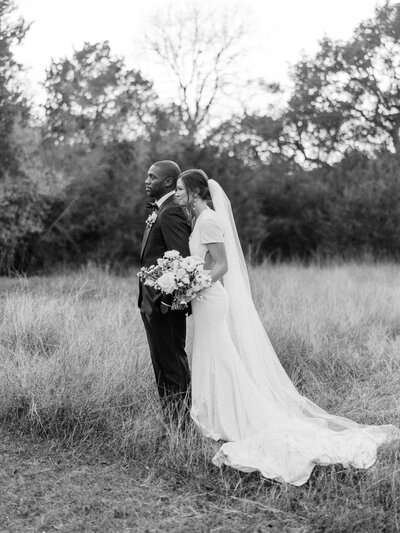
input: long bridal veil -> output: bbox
[207,178,399,484]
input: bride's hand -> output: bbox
[194,271,213,300]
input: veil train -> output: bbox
[207,179,399,485]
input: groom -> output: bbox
[138,160,191,418]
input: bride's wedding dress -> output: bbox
[188,180,399,486]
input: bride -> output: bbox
[174,169,399,486]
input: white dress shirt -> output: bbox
[156,191,175,208]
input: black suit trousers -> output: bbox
[141,309,191,411]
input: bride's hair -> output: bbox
[178,169,212,202]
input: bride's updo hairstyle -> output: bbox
[178,169,212,204]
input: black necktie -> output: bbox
[146,201,159,210]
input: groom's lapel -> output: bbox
[140,195,175,260]
[140,225,151,260]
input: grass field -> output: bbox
[1,263,400,532]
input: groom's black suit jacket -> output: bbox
[138,195,191,316]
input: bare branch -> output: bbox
[141,1,248,137]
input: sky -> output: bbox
[14,0,389,116]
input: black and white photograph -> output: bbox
[1,0,400,531]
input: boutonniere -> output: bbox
[145,211,158,228]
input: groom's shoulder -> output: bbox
[158,198,187,224]
[160,197,184,216]
[163,196,180,209]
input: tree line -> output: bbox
[1,0,400,274]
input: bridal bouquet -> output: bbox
[137,250,213,310]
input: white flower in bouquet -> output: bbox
[181,256,202,272]
[191,283,202,293]
[157,257,172,269]
[157,272,177,294]
[196,272,213,288]
[175,267,187,278]
[171,259,180,272]
[164,250,180,259]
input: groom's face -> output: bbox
[145,164,170,199]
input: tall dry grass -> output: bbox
[1,263,400,531]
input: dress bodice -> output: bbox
[189,207,224,262]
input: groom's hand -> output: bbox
[160,302,171,314]
[160,294,173,314]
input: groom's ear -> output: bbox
[165,176,174,188]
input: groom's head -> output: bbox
[145,160,181,200]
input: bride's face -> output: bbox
[175,178,190,206]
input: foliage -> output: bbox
[43,41,157,146]
[0,0,29,179]
[318,150,400,257]
[253,151,400,261]
[4,3,400,271]
[231,3,400,168]
[0,180,52,274]
[284,2,400,165]
[29,137,265,270]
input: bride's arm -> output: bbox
[204,242,228,283]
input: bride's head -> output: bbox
[175,169,211,211]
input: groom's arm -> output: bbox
[159,206,191,314]
[160,207,191,257]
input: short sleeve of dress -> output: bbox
[200,212,224,244]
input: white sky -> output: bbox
[14,0,389,117]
